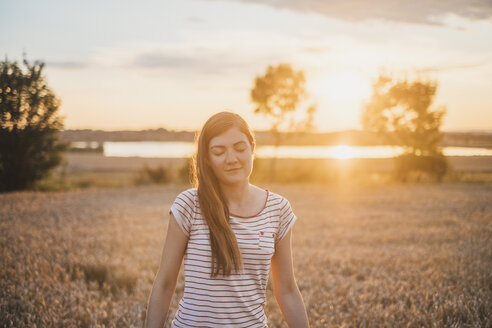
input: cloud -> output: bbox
[90,30,318,75]
[416,59,491,73]
[46,61,87,69]
[133,52,199,68]
[129,49,242,74]
[206,0,492,25]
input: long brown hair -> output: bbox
[191,111,256,277]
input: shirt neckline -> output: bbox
[229,189,269,218]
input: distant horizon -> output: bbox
[61,127,492,134]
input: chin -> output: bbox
[220,175,248,185]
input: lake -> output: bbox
[71,141,492,159]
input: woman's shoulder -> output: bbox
[262,189,296,216]
[177,187,197,197]
[260,188,290,207]
[174,188,198,206]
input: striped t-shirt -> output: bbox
[168,188,297,328]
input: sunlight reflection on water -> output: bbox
[94,142,492,159]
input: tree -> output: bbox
[0,57,68,191]
[362,74,448,181]
[251,63,316,180]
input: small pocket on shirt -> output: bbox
[258,231,275,254]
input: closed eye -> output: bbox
[210,141,248,154]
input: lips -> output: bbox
[225,167,241,172]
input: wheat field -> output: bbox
[1,183,491,327]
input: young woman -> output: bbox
[146,112,309,328]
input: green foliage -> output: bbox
[0,57,68,191]
[251,63,316,137]
[362,74,448,180]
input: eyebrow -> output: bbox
[210,141,247,149]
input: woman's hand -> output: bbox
[145,213,188,328]
[271,230,310,328]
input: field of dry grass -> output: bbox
[1,183,491,327]
[61,153,492,174]
[35,153,492,191]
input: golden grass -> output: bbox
[1,184,491,327]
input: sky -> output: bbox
[1,0,492,132]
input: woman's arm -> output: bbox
[271,229,309,328]
[145,213,188,328]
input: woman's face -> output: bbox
[208,126,254,186]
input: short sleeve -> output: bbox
[276,197,297,243]
[169,189,196,237]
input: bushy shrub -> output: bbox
[177,159,193,184]
[134,165,171,185]
[79,263,137,296]
[81,263,108,289]
[395,153,448,182]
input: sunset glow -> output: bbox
[1,1,491,132]
[318,71,371,103]
[331,145,355,160]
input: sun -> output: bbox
[331,145,355,160]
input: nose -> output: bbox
[225,149,238,164]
